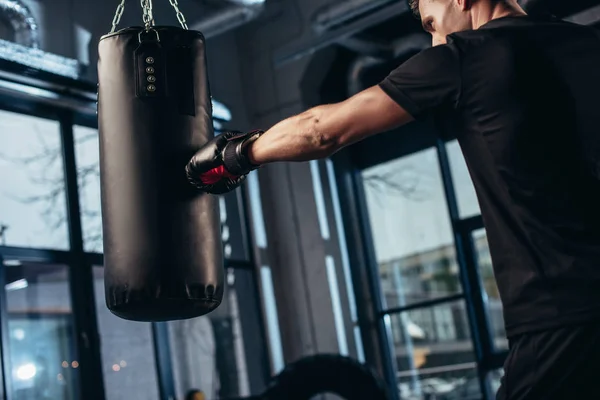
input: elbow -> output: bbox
[306,110,341,158]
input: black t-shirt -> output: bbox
[379,16,600,337]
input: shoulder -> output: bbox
[392,43,462,78]
[410,42,462,64]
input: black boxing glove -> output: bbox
[185,130,264,194]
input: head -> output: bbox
[409,0,516,46]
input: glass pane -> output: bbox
[3,260,79,400]
[488,368,504,398]
[74,126,103,253]
[472,229,508,350]
[390,301,476,400]
[0,111,69,249]
[445,368,504,400]
[219,191,251,261]
[92,266,160,400]
[447,140,481,219]
[361,148,460,309]
[169,268,265,400]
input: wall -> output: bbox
[228,0,372,377]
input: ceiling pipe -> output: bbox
[313,0,398,34]
[347,33,430,95]
[0,0,39,48]
[339,34,397,59]
[190,0,265,39]
[566,3,600,26]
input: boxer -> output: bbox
[187,1,600,398]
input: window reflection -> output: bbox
[4,260,79,400]
[389,301,475,400]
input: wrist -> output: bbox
[244,135,260,166]
[222,130,264,175]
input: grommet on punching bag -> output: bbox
[97,0,224,321]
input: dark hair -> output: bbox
[409,0,505,17]
[409,0,420,17]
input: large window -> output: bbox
[352,134,509,400]
[362,148,461,309]
[168,267,261,400]
[3,260,79,400]
[0,111,69,250]
[0,86,267,400]
[92,266,160,400]
[361,147,476,399]
[447,141,508,350]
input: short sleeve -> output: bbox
[378,43,462,119]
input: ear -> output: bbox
[456,0,472,11]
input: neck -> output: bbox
[472,0,528,29]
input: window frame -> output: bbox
[334,122,508,400]
[0,69,270,400]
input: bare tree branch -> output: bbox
[0,128,103,250]
[363,165,433,206]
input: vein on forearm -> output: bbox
[249,105,339,164]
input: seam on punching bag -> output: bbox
[168,45,196,116]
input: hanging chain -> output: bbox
[108,0,188,34]
[169,0,188,30]
[141,0,156,30]
[110,0,127,33]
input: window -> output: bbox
[168,267,265,400]
[446,140,481,219]
[390,301,475,400]
[472,229,507,350]
[3,260,79,400]
[0,110,69,249]
[74,126,103,253]
[92,266,160,400]
[488,368,504,397]
[361,148,460,309]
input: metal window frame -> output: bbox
[0,253,11,400]
[333,127,510,399]
[0,76,269,400]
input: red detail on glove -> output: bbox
[199,165,239,184]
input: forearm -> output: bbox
[247,105,339,165]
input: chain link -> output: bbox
[141,0,155,30]
[110,0,126,33]
[169,0,188,30]
[108,0,187,33]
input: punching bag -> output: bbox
[97,1,224,321]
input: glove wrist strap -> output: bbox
[222,130,264,175]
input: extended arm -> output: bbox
[247,85,414,164]
[186,44,460,194]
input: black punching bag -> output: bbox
[97,7,224,321]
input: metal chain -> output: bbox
[110,0,126,33]
[109,0,187,33]
[169,0,189,30]
[141,0,156,29]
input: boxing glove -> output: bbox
[186,130,264,194]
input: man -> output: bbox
[187,0,600,398]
